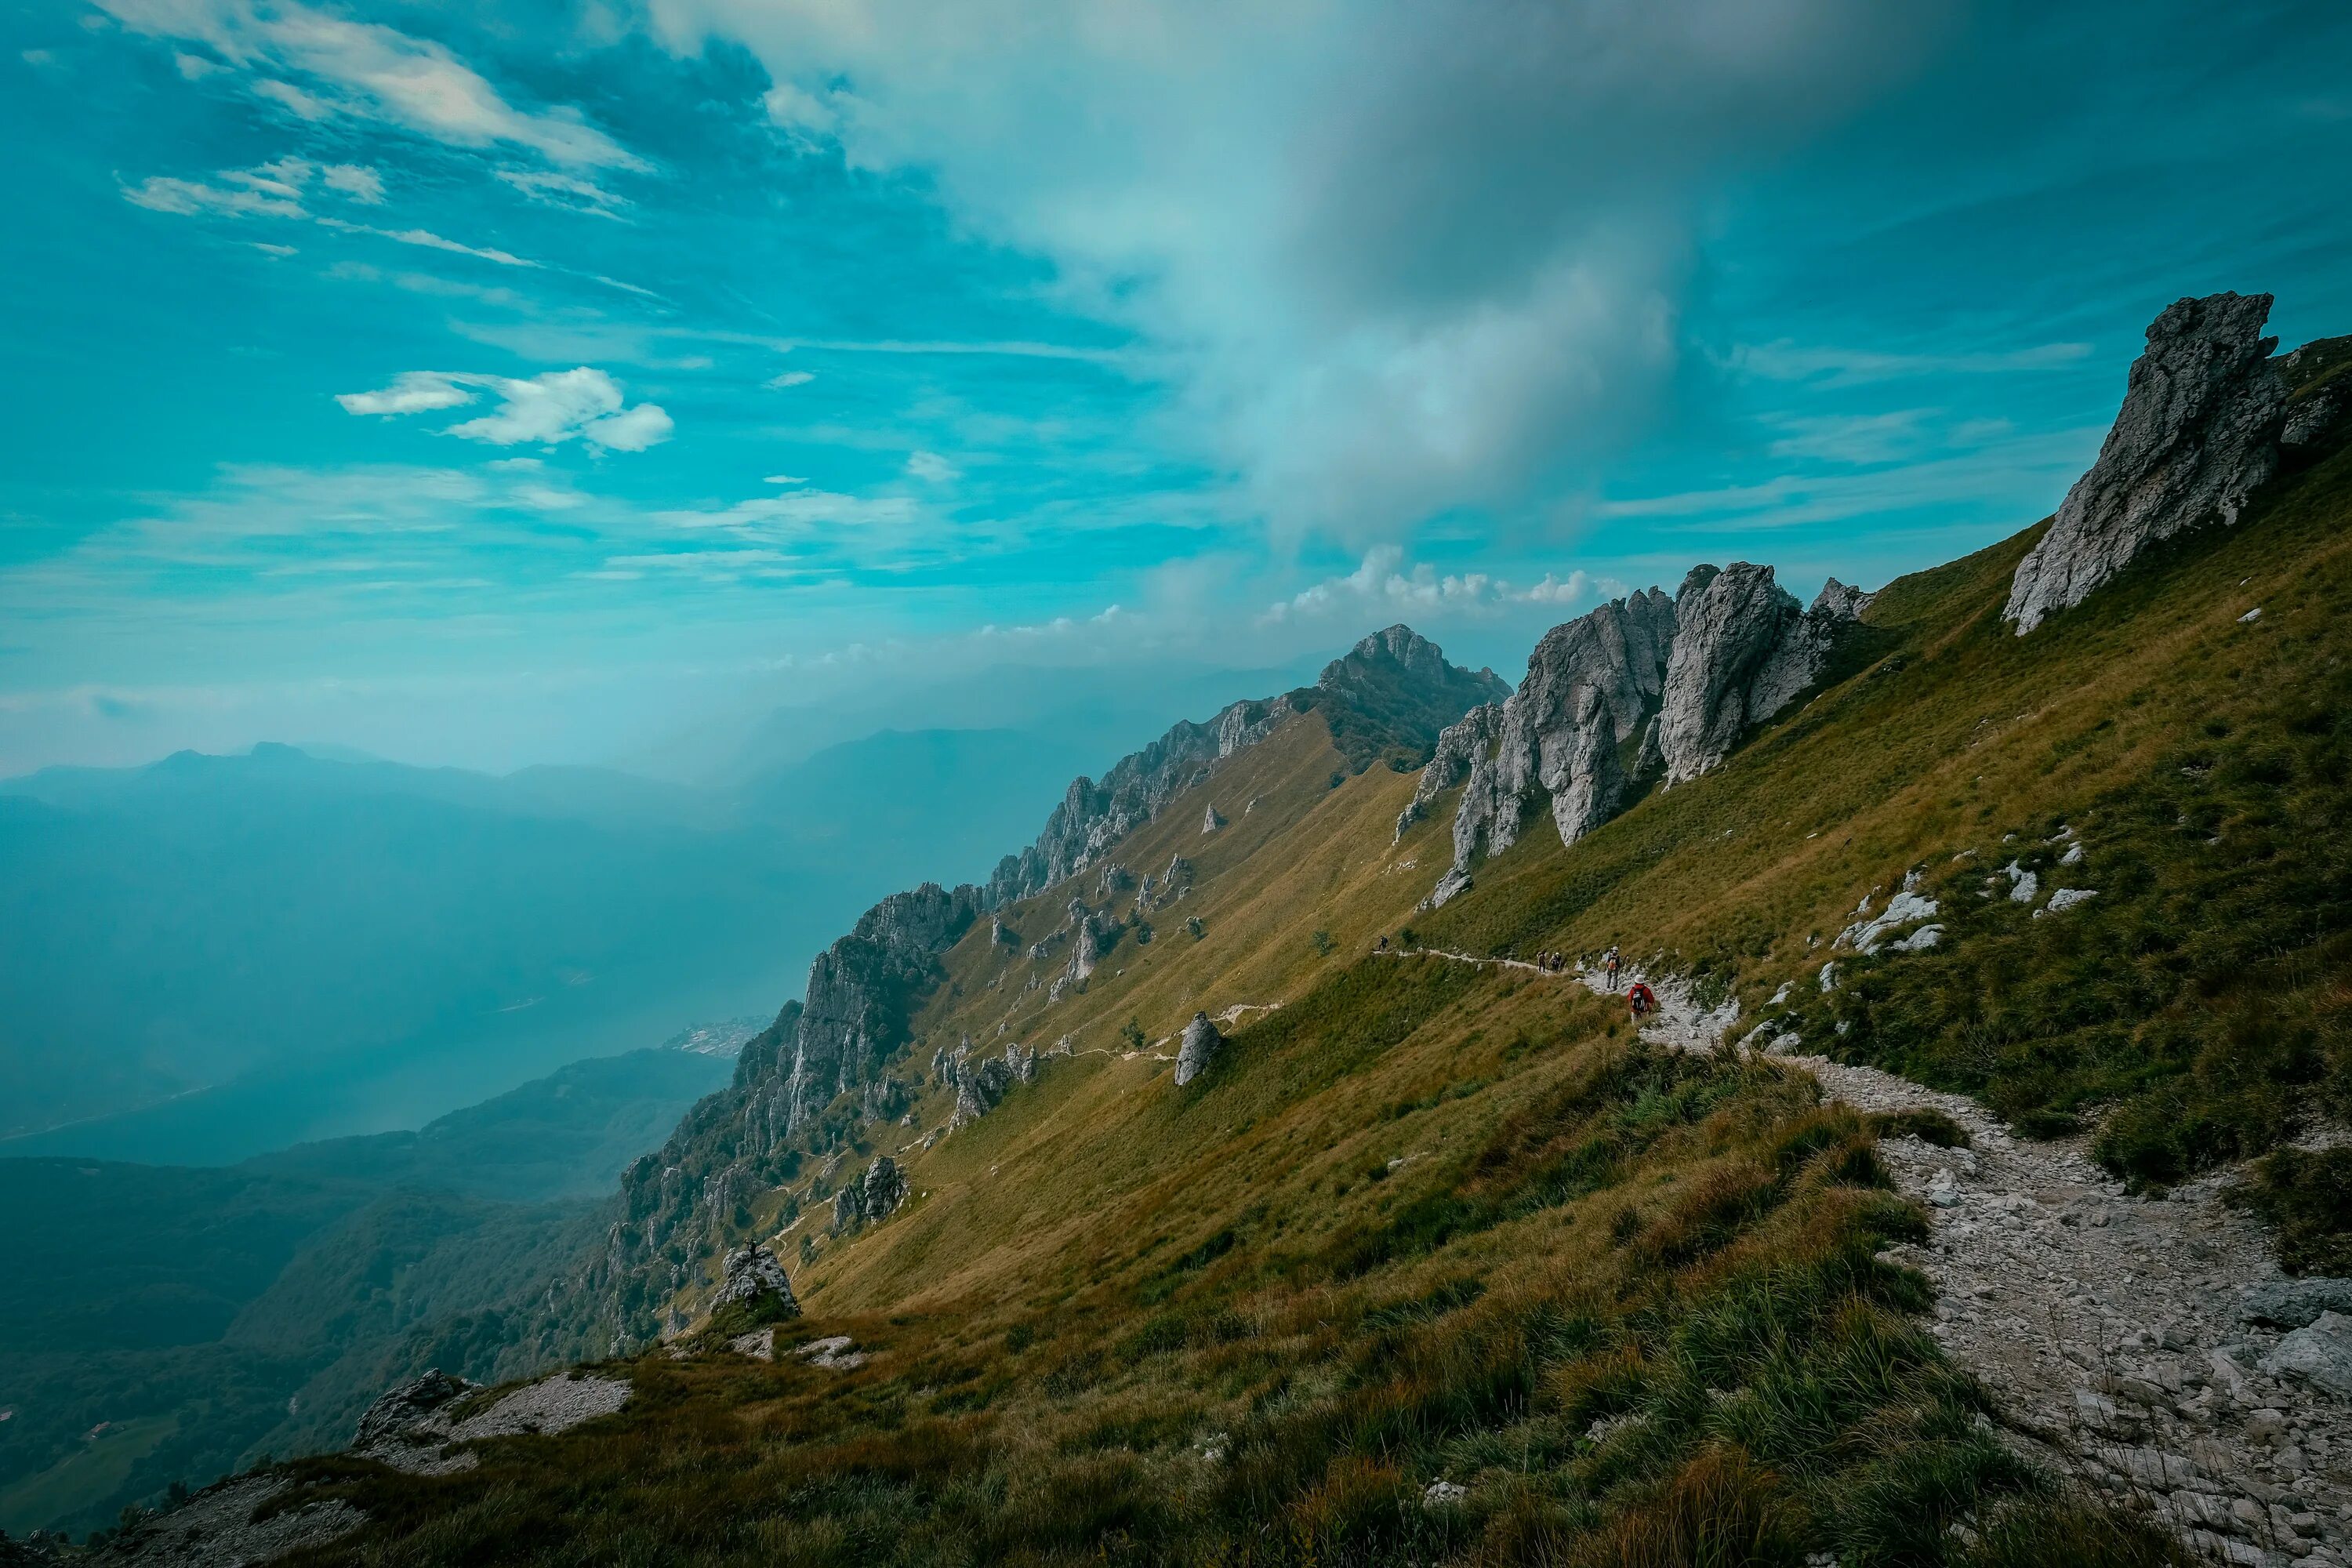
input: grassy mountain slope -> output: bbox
[88,392,2352,1564]
[0,1049,730,1536]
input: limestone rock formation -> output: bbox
[354,1368,474,1452]
[1437,590,1677,880]
[984,695,1297,904]
[1396,702,1500,840]
[2005,292,2290,633]
[715,1242,800,1317]
[1174,1011,1224,1087]
[1657,563,1845,783]
[950,1051,1018,1127]
[832,1155,908,1234]
[2243,1278,2352,1330]
[1202,803,1225,833]
[1811,577,1872,620]
[782,884,983,1134]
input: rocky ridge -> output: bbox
[1414,564,1863,906]
[2006,292,2292,634]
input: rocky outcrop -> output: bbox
[1396,702,1501,840]
[1420,590,1676,902]
[715,1242,800,1316]
[1812,577,1872,620]
[1174,1011,1224,1087]
[832,1156,907,1234]
[1658,563,1850,783]
[1202,803,1225,833]
[1313,624,1511,771]
[783,883,982,1134]
[2005,292,2291,634]
[354,1369,474,1453]
[949,1048,1018,1127]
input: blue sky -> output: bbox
[4,0,2349,775]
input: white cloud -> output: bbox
[252,76,332,119]
[99,0,647,170]
[648,0,1951,539]
[1726,339,2093,387]
[336,371,475,416]
[904,450,960,482]
[124,174,305,220]
[764,369,815,389]
[172,49,222,78]
[495,168,630,219]
[320,163,384,203]
[336,368,673,451]
[1264,546,1603,624]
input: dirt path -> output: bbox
[1380,946,2352,1566]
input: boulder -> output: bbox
[2258,1309,2352,1398]
[2241,1277,2352,1329]
[1203,803,1225,833]
[354,1368,474,1450]
[1174,1011,1224,1087]
[2005,292,2290,633]
[714,1242,800,1318]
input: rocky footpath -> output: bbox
[2005,292,2291,634]
[1364,942,2352,1564]
[1625,968,2352,1566]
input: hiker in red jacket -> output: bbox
[1628,981,1657,1020]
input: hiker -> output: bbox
[1628,981,1657,1019]
[1604,946,1621,990]
[1375,934,1389,952]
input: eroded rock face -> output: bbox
[2005,292,2289,634]
[833,1156,908,1233]
[1396,702,1501,840]
[785,884,982,1134]
[1436,590,1677,885]
[1657,563,1843,784]
[950,1051,1017,1127]
[1174,1011,1224,1087]
[1812,577,1872,620]
[985,696,1296,905]
[715,1242,800,1317]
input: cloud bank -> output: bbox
[649,0,1952,539]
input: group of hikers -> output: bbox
[1599,943,1657,1018]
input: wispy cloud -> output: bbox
[336,368,673,451]
[1726,339,2093,387]
[495,168,630,220]
[123,155,536,267]
[99,0,647,172]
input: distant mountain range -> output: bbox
[0,723,1123,1160]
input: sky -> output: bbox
[4,0,2350,776]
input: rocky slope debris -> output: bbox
[1173,1011,1224,1087]
[85,1475,364,1566]
[2005,292,2292,634]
